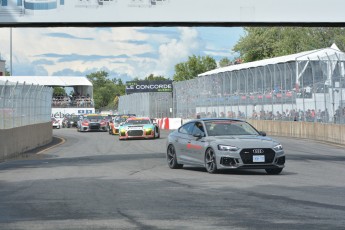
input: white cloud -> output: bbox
[0,27,157,76]
[0,27,242,80]
[0,28,11,63]
[203,49,235,58]
[155,27,200,77]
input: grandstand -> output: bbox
[0,76,95,118]
[174,44,345,124]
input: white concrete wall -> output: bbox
[0,122,52,161]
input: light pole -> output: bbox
[10,27,12,75]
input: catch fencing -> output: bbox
[118,92,173,118]
[0,79,53,129]
[174,48,345,124]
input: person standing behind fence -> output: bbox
[316,109,322,122]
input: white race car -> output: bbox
[51,117,61,129]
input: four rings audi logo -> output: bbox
[252,149,264,154]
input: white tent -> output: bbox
[0,76,93,97]
[199,44,345,82]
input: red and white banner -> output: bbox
[156,118,182,130]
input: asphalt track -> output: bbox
[0,128,345,230]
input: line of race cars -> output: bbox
[74,114,160,140]
[51,115,81,129]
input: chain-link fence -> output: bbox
[174,48,345,124]
[0,79,53,129]
[118,92,173,118]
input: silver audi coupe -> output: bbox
[166,118,285,174]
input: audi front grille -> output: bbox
[89,124,100,130]
[240,148,276,164]
[128,130,143,136]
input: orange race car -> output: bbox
[108,115,133,135]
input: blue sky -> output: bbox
[0,27,243,82]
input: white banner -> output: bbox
[51,108,95,118]
[0,0,345,24]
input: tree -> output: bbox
[5,68,10,76]
[233,27,345,63]
[53,87,66,96]
[86,71,125,110]
[86,70,110,89]
[173,55,217,81]
[144,74,169,81]
[219,57,231,67]
[113,95,119,109]
[129,74,169,82]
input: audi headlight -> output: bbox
[273,144,283,151]
[218,144,239,151]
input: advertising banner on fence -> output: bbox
[1,0,345,25]
[126,80,173,94]
[51,108,95,118]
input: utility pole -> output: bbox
[10,27,12,76]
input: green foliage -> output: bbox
[86,70,110,89]
[132,77,140,82]
[219,57,231,67]
[233,27,345,62]
[5,68,10,76]
[86,71,125,110]
[173,55,217,82]
[144,74,169,81]
[129,74,169,82]
[53,87,66,96]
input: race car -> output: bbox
[119,117,160,140]
[77,114,108,132]
[63,115,80,128]
[51,117,61,129]
[108,115,131,135]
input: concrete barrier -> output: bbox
[180,118,344,145]
[0,122,52,161]
[247,120,345,145]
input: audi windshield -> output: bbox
[204,120,259,136]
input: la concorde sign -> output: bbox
[0,0,345,26]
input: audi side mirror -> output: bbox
[259,131,266,136]
[193,133,204,140]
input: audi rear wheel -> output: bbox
[167,145,183,169]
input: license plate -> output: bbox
[253,155,265,162]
